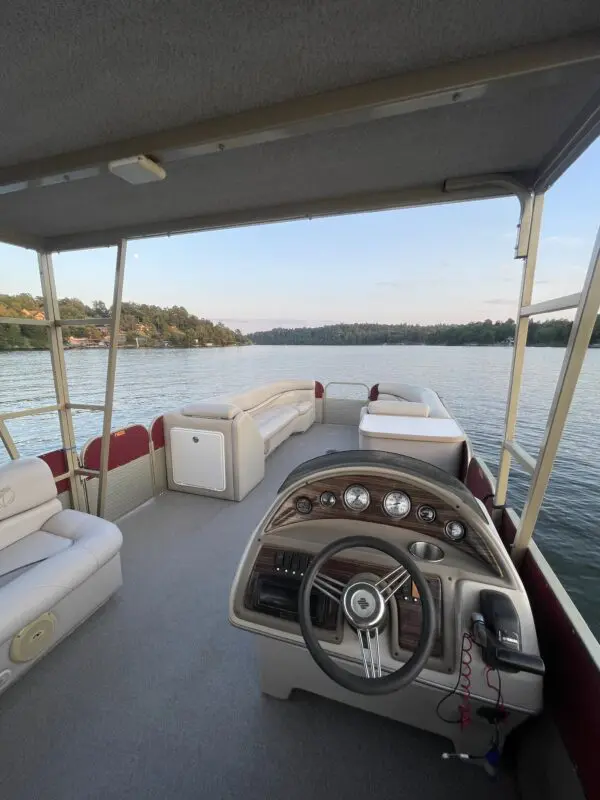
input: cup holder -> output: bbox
[409,541,444,562]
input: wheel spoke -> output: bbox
[375,565,411,603]
[312,572,345,604]
[357,628,381,678]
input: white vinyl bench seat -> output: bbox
[0,457,123,694]
[164,380,317,501]
[0,531,73,588]
[359,388,466,476]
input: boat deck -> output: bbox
[0,424,515,799]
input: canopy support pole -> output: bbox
[0,420,18,460]
[494,193,544,507]
[38,251,87,511]
[96,240,127,518]
[511,225,600,564]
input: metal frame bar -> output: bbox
[512,224,600,563]
[47,181,514,252]
[534,87,600,192]
[0,420,19,459]
[323,381,370,424]
[520,292,581,317]
[0,317,50,326]
[58,318,110,327]
[0,246,127,518]
[503,440,536,475]
[37,252,88,511]
[494,193,545,506]
[96,240,127,517]
[444,175,532,257]
[0,404,60,420]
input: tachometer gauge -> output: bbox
[444,520,466,541]
[383,491,411,519]
[343,485,370,511]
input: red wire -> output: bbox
[458,634,473,729]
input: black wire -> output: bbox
[435,632,470,725]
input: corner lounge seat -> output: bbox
[359,385,466,476]
[0,457,123,694]
[374,382,452,419]
[164,380,316,501]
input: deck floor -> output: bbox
[0,425,515,799]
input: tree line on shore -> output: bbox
[0,294,247,350]
[249,318,600,347]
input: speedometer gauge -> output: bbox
[383,491,411,519]
[343,485,370,511]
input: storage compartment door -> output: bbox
[170,428,227,491]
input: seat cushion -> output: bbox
[367,400,430,417]
[0,531,72,588]
[0,509,123,645]
[293,400,314,416]
[252,405,299,442]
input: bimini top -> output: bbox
[1,1,599,252]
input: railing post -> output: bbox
[0,419,19,459]
[494,193,544,506]
[38,251,87,511]
[512,224,600,564]
[97,240,127,517]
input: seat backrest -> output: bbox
[367,400,430,417]
[376,383,451,419]
[230,380,315,412]
[0,458,61,551]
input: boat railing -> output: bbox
[494,192,600,565]
[322,381,370,423]
[0,243,128,517]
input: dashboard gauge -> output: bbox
[444,520,466,541]
[295,496,313,515]
[417,505,436,523]
[320,491,337,508]
[383,491,411,519]
[343,485,370,511]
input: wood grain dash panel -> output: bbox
[396,577,443,658]
[267,474,501,575]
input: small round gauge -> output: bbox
[295,496,313,515]
[445,520,466,541]
[417,505,436,523]
[383,491,411,519]
[343,484,370,511]
[320,491,337,508]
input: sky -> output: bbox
[1,140,599,334]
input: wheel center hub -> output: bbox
[342,581,385,630]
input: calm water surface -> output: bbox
[1,345,599,636]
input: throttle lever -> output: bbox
[491,647,545,676]
[470,609,545,676]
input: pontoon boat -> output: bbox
[0,3,599,798]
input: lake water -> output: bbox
[1,345,599,636]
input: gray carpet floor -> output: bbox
[0,425,515,799]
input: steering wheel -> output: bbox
[298,536,435,695]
